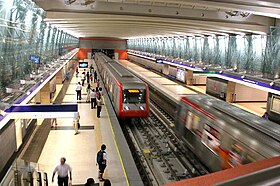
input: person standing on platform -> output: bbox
[89,73,93,85]
[94,70,97,83]
[86,84,91,103]
[75,66,79,78]
[96,144,107,181]
[52,157,72,186]
[99,87,103,97]
[96,94,102,118]
[96,79,100,88]
[73,112,80,135]
[86,71,90,84]
[81,72,86,86]
[90,89,96,109]
[76,82,82,101]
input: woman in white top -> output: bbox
[73,112,80,135]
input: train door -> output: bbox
[200,124,223,171]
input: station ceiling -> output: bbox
[33,0,280,38]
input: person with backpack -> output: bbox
[96,144,107,181]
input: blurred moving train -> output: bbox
[94,53,149,118]
[176,94,280,172]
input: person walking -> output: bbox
[75,66,79,78]
[86,84,91,103]
[52,157,72,186]
[90,89,96,109]
[76,82,82,101]
[73,112,80,135]
[51,118,57,128]
[94,70,97,83]
[96,144,107,181]
[96,94,102,118]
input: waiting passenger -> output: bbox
[96,144,107,181]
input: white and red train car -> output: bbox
[95,52,149,118]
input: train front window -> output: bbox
[123,89,146,103]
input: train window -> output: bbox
[202,124,221,154]
[123,89,146,104]
[185,111,200,131]
[228,143,256,167]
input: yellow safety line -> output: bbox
[103,97,130,186]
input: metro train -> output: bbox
[175,94,280,172]
[94,53,149,118]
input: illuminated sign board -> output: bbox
[128,89,140,93]
[79,62,88,68]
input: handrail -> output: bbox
[43,173,48,186]
[0,158,49,186]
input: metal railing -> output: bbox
[0,159,48,186]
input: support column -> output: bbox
[40,82,50,104]
[162,64,169,75]
[56,69,63,84]
[226,81,236,103]
[186,70,193,85]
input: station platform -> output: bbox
[20,62,141,185]
[119,60,266,116]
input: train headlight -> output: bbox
[125,106,130,110]
[140,106,145,110]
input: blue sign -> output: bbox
[79,62,88,68]
[30,55,40,64]
[5,104,78,113]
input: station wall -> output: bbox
[78,38,128,60]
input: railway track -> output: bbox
[122,100,209,186]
